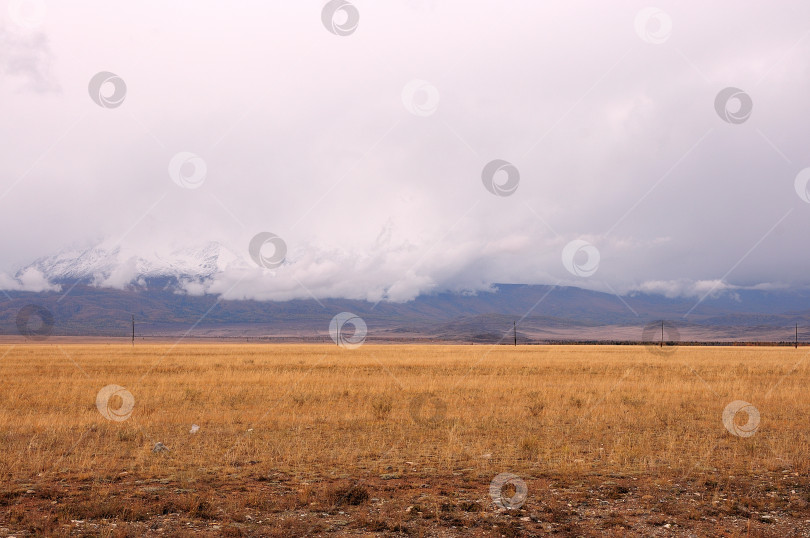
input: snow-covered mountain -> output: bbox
[21,241,244,287]
[4,242,810,339]
[5,242,810,341]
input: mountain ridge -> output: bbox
[2,244,810,341]
[2,280,810,342]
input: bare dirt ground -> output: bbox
[4,471,810,536]
[0,344,808,536]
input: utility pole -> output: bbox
[131,314,135,347]
[796,323,798,349]
[513,321,517,347]
[661,320,664,348]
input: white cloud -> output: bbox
[632,279,748,299]
[0,267,60,292]
[0,23,58,93]
[1,1,809,301]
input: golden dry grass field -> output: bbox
[0,343,809,536]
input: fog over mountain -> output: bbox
[2,1,810,309]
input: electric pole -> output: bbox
[661,320,664,348]
[131,314,135,347]
[796,323,798,349]
[513,321,517,346]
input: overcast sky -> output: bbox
[1,0,810,302]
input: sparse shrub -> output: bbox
[326,483,369,507]
[116,429,137,442]
[526,401,545,417]
[184,388,202,402]
[520,436,540,459]
[371,397,393,420]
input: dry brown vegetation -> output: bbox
[0,343,809,536]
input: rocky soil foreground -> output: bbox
[2,471,809,537]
